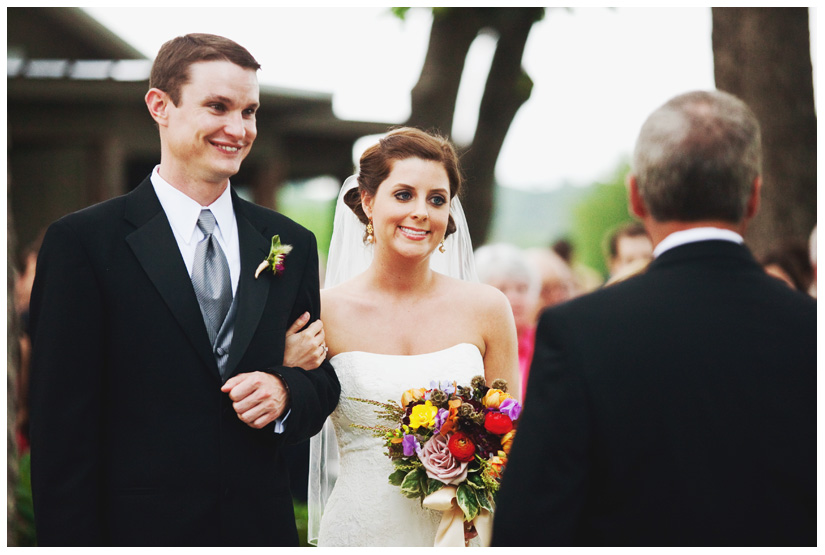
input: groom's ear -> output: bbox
[145,88,171,127]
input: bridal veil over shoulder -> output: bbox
[307,174,478,545]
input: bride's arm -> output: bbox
[283,312,327,371]
[479,286,521,401]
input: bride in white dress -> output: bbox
[307,128,520,547]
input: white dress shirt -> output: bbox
[654,227,745,258]
[150,166,240,295]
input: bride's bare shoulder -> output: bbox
[439,274,510,314]
[322,277,372,312]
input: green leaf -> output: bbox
[389,468,408,486]
[466,472,485,490]
[401,467,424,499]
[476,490,494,514]
[456,483,480,521]
[426,478,446,496]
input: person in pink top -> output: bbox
[474,243,539,400]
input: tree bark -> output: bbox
[461,9,540,246]
[406,8,543,247]
[712,7,816,257]
[407,9,484,135]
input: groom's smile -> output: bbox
[156,60,260,192]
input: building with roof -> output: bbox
[8,7,390,261]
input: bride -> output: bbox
[300,127,519,546]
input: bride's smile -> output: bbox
[363,156,451,260]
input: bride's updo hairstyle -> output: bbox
[344,127,463,241]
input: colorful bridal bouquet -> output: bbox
[350,375,521,546]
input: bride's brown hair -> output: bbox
[343,127,463,240]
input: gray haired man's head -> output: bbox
[631,90,761,223]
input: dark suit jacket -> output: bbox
[28,176,341,546]
[492,240,816,546]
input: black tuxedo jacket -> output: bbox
[492,240,816,546]
[28,176,341,546]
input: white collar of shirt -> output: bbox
[150,166,240,294]
[653,227,744,258]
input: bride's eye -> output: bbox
[395,191,412,201]
[430,195,447,207]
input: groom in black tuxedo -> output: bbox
[28,34,340,546]
[492,90,816,546]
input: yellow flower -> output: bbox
[501,430,516,455]
[483,389,512,409]
[401,387,428,407]
[409,400,438,430]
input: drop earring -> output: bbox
[439,240,446,253]
[366,219,374,244]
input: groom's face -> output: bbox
[163,60,260,188]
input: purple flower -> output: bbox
[499,398,522,421]
[433,408,449,434]
[402,434,421,457]
[429,379,456,396]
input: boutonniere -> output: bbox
[254,235,293,278]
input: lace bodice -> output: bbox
[316,343,485,547]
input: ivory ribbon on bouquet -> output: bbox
[423,486,493,547]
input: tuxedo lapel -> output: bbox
[225,194,272,377]
[124,178,220,378]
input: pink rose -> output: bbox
[419,433,469,485]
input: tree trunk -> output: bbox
[461,9,540,246]
[711,7,817,257]
[407,8,543,247]
[407,9,484,135]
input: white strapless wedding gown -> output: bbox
[317,343,484,547]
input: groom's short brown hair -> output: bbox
[149,33,261,106]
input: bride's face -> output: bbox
[362,157,451,261]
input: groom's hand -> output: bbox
[220,371,290,429]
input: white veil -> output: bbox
[307,174,478,545]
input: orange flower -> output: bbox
[483,389,512,409]
[439,399,463,435]
[447,432,476,462]
[489,452,507,479]
[500,430,516,454]
[401,388,427,407]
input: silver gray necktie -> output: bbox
[192,209,232,346]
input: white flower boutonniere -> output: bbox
[255,235,293,278]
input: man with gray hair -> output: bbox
[492,90,815,546]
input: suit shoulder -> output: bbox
[49,194,129,234]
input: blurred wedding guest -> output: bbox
[808,225,816,297]
[605,222,653,279]
[13,231,44,453]
[552,238,602,295]
[475,243,539,399]
[493,90,815,546]
[525,247,574,318]
[760,240,814,293]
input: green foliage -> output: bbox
[456,483,480,520]
[11,451,37,546]
[570,161,636,276]
[400,466,427,499]
[293,499,311,547]
[275,183,337,261]
[391,7,411,20]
